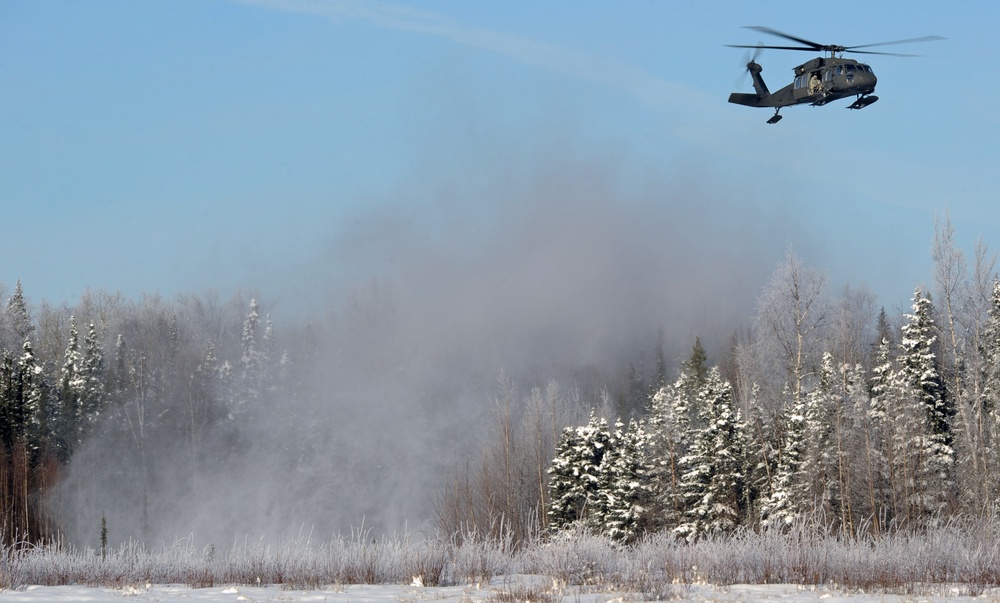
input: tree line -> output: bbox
[0,286,296,545]
[2,215,997,547]
[439,216,1000,544]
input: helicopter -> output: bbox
[727,26,943,123]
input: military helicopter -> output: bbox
[727,26,942,123]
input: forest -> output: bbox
[1,216,999,552]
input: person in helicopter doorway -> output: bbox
[808,72,821,95]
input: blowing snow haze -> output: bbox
[46,150,793,547]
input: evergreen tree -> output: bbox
[56,316,85,458]
[237,298,264,414]
[865,335,895,529]
[683,337,709,386]
[900,290,952,439]
[546,412,611,532]
[675,368,744,540]
[802,353,839,522]
[241,298,261,374]
[80,322,105,434]
[600,419,652,542]
[896,289,954,518]
[6,280,34,345]
[760,387,807,529]
[741,383,777,528]
[646,375,691,530]
[18,339,47,453]
[835,361,869,532]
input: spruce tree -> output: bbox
[6,280,34,345]
[238,298,264,415]
[802,353,839,522]
[18,340,47,454]
[897,289,954,518]
[760,386,807,529]
[683,337,709,387]
[864,337,894,529]
[56,316,85,458]
[601,419,652,542]
[80,323,105,434]
[675,368,743,540]
[546,412,611,532]
[647,375,691,530]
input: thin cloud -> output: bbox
[232,0,703,109]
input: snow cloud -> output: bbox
[49,76,798,550]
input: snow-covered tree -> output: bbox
[802,353,840,521]
[56,316,86,457]
[18,339,47,453]
[79,322,105,434]
[600,419,652,542]
[233,298,266,418]
[675,368,744,540]
[5,280,34,346]
[647,376,690,531]
[864,335,895,531]
[547,412,611,532]
[895,289,954,519]
[760,386,807,529]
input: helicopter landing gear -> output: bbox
[847,94,878,110]
[767,109,783,124]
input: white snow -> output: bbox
[2,579,997,603]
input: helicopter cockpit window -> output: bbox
[836,66,843,76]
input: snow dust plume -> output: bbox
[48,142,796,549]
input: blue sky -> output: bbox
[2,0,997,319]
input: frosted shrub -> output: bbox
[519,525,623,587]
[445,530,514,585]
[7,517,1000,594]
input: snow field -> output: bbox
[5,521,1000,597]
[4,579,1000,603]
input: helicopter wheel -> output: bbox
[767,110,782,124]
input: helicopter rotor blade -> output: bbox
[742,26,825,50]
[844,49,922,57]
[726,44,817,52]
[846,35,945,50]
[731,28,943,58]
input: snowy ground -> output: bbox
[4,576,1000,603]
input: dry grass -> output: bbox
[4,516,1000,595]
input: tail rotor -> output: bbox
[736,45,764,88]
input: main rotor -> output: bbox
[727,26,943,59]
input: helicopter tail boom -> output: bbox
[728,92,764,107]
